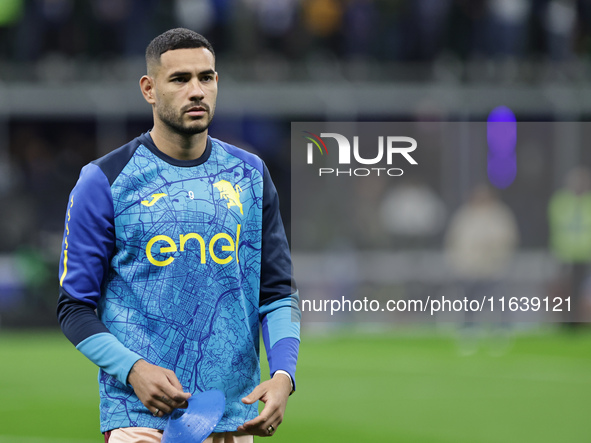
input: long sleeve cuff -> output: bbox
[76,332,143,386]
[266,337,299,392]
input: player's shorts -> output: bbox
[104,427,254,443]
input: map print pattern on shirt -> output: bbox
[96,139,264,432]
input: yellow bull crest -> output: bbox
[213,180,243,215]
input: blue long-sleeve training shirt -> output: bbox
[57,132,300,433]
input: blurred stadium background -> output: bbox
[0,0,590,442]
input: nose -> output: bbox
[188,79,205,101]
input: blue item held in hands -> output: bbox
[162,390,226,443]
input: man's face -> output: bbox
[151,47,218,135]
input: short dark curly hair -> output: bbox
[146,28,215,73]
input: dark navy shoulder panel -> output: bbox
[212,137,264,176]
[92,136,142,186]
[260,161,296,304]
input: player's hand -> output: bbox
[236,373,292,437]
[127,359,191,418]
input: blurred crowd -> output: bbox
[0,0,590,64]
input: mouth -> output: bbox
[185,105,207,117]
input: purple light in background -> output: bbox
[487,154,517,189]
[487,106,517,189]
[487,106,516,156]
[487,105,516,123]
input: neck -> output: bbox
[150,121,208,161]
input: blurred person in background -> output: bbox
[543,0,578,61]
[343,0,378,60]
[23,0,76,60]
[253,0,299,57]
[89,0,160,58]
[548,166,591,327]
[56,28,300,442]
[487,0,531,59]
[301,0,343,57]
[173,0,214,36]
[0,0,24,59]
[380,178,447,249]
[447,0,489,60]
[410,0,451,61]
[444,184,519,352]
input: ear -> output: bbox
[140,75,156,105]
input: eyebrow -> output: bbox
[168,69,216,79]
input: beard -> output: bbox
[157,102,215,135]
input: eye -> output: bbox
[202,74,214,82]
[172,77,188,83]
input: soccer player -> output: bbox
[57,28,300,443]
